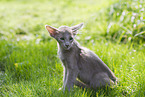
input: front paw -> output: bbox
[58,87,66,93]
[58,87,63,91]
[59,86,73,92]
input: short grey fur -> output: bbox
[45,23,117,92]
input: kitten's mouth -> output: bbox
[64,46,71,50]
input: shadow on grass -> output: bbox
[77,82,130,97]
[54,83,129,97]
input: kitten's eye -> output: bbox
[60,38,64,40]
[70,37,73,41]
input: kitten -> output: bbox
[45,23,117,91]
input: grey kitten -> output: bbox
[45,23,117,92]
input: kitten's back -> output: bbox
[78,47,116,82]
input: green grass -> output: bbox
[0,0,145,96]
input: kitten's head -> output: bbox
[45,23,83,50]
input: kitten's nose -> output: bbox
[65,44,69,48]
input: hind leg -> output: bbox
[90,72,114,90]
[74,80,90,89]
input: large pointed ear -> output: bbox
[71,23,84,35]
[45,25,59,37]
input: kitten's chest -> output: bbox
[58,49,79,66]
[58,50,72,61]
[58,50,65,61]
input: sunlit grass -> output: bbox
[1,39,145,96]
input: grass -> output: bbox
[0,0,145,96]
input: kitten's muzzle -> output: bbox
[64,42,71,50]
[65,44,70,48]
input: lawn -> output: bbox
[0,0,145,97]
